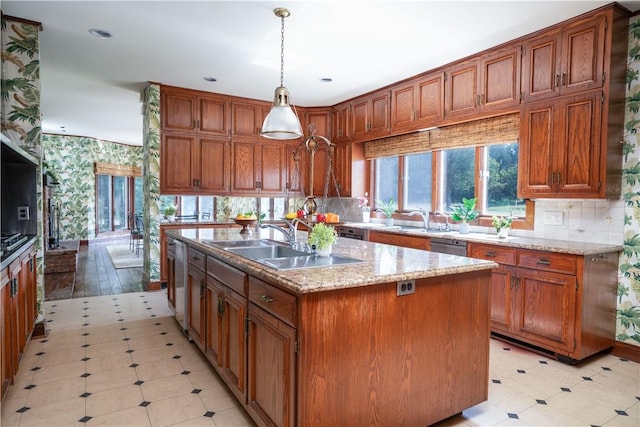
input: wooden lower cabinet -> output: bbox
[368,230,430,250]
[468,242,618,361]
[1,242,37,402]
[206,256,248,403]
[187,247,206,350]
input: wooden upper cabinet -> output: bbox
[231,139,286,194]
[160,133,230,194]
[232,101,270,137]
[445,44,521,119]
[304,108,331,139]
[478,45,521,111]
[522,12,606,102]
[331,102,351,142]
[162,87,230,135]
[351,90,390,142]
[162,90,196,132]
[444,60,479,118]
[518,90,603,198]
[391,71,445,133]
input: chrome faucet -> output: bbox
[433,211,450,231]
[408,209,430,230]
[260,223,296,245]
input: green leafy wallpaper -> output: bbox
[1,17,45,320]
[42,135,143,240]
[619,15,640,346]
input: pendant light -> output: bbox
[260,7,303,140]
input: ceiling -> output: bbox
[4,1,640,146]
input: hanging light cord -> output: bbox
[279,13,285,87]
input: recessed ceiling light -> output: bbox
[89,28,112,38]
[320,78,333,82]
[203,77,217,82]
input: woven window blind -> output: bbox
[94,162,142,177]
[364,113,519,159]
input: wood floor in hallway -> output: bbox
[44,236,145,300]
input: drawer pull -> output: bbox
[484,251,497,258]
[260,295,274,304]
[536,258,551,265]
[192,256,200,262]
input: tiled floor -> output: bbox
[1,290,639,426]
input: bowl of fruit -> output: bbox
[234,212,258,234]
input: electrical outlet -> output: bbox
[17,206,30,220]
[397,279,415,296]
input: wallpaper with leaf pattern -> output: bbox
[42,135,143,240]
[1,17,45,319]
[619,15,640,347]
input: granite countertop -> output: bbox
[167,227,497,294]
[0,236,37,270]
[343,222,622,255]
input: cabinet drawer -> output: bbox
[188,247,206,271]
[249,277,296,327]
[207,257,247,296]
[468,243,516,266]
[517,250,577,274]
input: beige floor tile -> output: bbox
[85,405,151,426]
[0,405,23,427]
[545,389,623,426]
[178,352,213,372]
[570,377,639,409]
[37,346,86,367]
[84,338,131,357]
[24,376,86,407]
[86,351,134,374]
[167,416,216,426]
[120,324,160,338]
[485,381,537,414]
[187,367,226,392]
[197,382,238,412]
[17,396,86,427]
[86,366,139,394]
[146,392,208,427]
[85,384,144,418]
[125,335,168,352]
[210,405,255,427]
[603,403,640,426]
[85,329,125,345]
[135,358,185,382]
[131,345,177,364]
[511,399,600,426]
[460,401,511,426]
[139,374,194,402]
[32,359,87,385]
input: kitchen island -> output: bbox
[167,227,497,427]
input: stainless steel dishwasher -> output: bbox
[430,236,467,256]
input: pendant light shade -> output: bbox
[261,8,302,140]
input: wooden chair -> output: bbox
[133,213,144,256]
[129,212,141,252]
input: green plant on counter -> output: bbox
[450,197,479,223]
[308,222,337,250]
[491,215,512,232]
[164,204,177,217]
[375,198,397,218]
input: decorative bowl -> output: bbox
[234,218,257,234]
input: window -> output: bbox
[375,157,399,205]
[372,142,525,219]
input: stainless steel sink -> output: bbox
[210,240,364,270]
[203,239,280,249]
[258,254,365,270]
[226,245,308,259]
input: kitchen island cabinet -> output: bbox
[187,247,206,351]
[167,228,496,427]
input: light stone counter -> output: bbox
[167,227,497,294]
[344,222,622,255]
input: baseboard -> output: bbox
[146,280,162,291]
[609,341,640,363]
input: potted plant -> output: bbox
[375,198,397,226]
[492,215,512,238]
[308,222,338,256]
[450,197,479,234]
[164,204,177,222]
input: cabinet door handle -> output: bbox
[484,251,497,258]
[260,294,274,304]
[536,258,551,265]
[561,73,567,86]
[556,173,561,184]
[510,277,516,290]
[555,74,561,88]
